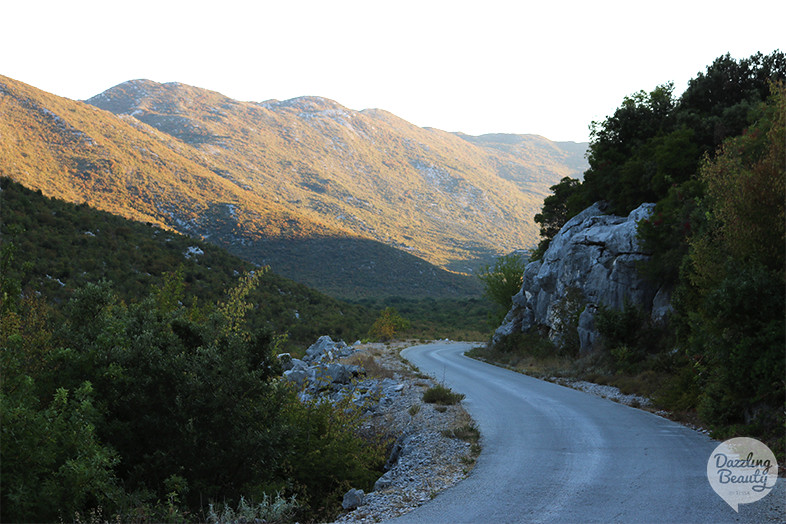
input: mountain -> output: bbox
[85,80,587,269]
[0,75,587,297]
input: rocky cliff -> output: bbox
[493,202,672,352]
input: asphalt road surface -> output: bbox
[389,341,784,524]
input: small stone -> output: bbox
[374,470,394,491]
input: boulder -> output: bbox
[304,335,336,361]
[374,470,394,491]
[325,362,352,384]
[494,202,671,353]
[303,335,352,362]
[283,369,308,388]
[342,488,365,510]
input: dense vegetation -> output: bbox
[504,52,785,457]
[0,175,499,522]
[357,296,494,341]
[0,178,375,349]
[1,263,393,522]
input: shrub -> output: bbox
[442,424,480,444]
[422,384,465,405]
[477,252,528,325]
[551,286,584,356]
[0,273,389,522]
[368,307,410,341]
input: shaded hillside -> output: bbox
[86,79,587,272]
[0,75,481,297]
[0,177,373,346]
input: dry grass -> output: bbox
[343,353,397,379]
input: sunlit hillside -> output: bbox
[0,74,586,296]
[87,79,587,272]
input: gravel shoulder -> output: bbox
[329,340,481,523]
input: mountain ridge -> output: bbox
[85,78,587,271]
[1,74,587,297]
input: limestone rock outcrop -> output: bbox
[493,202,671,352]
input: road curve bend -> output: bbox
[388,341,783,524]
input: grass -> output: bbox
[343,354,396,379]
[441,424,480,443]
[467,333,699,424]
[422,384,465,405]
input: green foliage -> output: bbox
[0,273,387,522]
[368,307,410,341]
[357,296,494,341]
[484,329,554,357]
[594,303,668,374]
[550,286,584,356]
[531,177,583,258]
[422,384,465,405]
[280,394,389,520]
[0,177,375,349]
[532,51,785,251]
[682,84,785,452]
[477,252,528,325]
[525,53,785,457]
[636,178,704,285]
[0,376,122,522]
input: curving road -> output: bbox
[389,342,783,524]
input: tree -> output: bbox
[477,252,528,325]
[685,83,785,449]
[368,307,409,341]
[531,177,582,259]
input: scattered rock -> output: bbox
[281,338,478,523]
[326,341,478,524]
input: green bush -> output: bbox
[280,394,389,520]
[368,306,409,341]
[0,373,122,522]
[0,273,388,522]
[422,384,465,405]
[477,252,528,326]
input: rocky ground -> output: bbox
[330,341,480,524]
[281,338,480,524]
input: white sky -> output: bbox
[2,0,783,143]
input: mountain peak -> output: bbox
[261,95,343,112]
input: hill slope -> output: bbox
[0,177,373,347]
[86,79,587,272]
[1,75,586,297]
[0,75,483,297]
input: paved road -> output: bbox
[390,342,784,523]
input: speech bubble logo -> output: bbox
[707,437,778,512]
